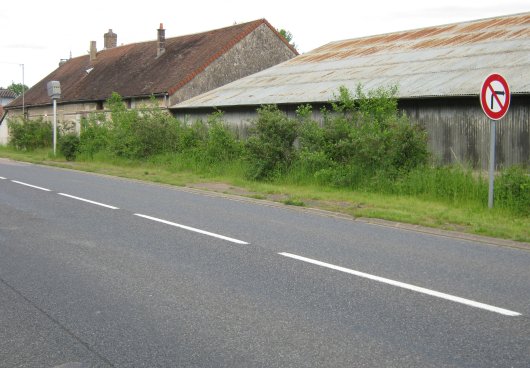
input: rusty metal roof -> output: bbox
[173,12,530,109]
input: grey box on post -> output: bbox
[47,81,61,99]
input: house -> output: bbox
[0,88,17,145]
[0,88,16,107]
[171,13,530,169]
[0,19,297,144]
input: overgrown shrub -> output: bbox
[322,85,429,176]
[78,114,109,158]
[202,112,242,163]
[245,105,299,180]
[8,117,52,150]
[132,108,181,158]
[59,134,80,161]
[387,117,429,172]
[103,93,182,158]
[288,85,429,187]
[179,120,208,152]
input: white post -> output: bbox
[53,98,57,155]
[488,120,496,208]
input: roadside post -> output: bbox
[480,73,510,209]
[46,81,61,156]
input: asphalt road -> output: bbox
[1,159,529,367]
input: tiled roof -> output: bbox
[0,89,17,99]
[0,105,5,126]
[8,19,292,108]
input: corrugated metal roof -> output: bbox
[173,12,530,109]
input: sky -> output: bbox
[0,0,528,89]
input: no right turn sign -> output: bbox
[480,73,510,120]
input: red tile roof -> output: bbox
[8,19,294,108]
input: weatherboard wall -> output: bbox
[400,96,529,169]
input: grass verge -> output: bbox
[1,146,528,243]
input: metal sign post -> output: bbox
[47,81,61,156]
[480,73,510,209]
[52,98,57,155]
[488,119,496,208]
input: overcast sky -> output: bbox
[0,0,528,88]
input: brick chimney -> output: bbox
[104,29,117,49]
[157,23,165,57]
[90,41,97,61]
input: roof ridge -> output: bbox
[57,19,269,64]
[100,19,268,52]
[319,11,530,49]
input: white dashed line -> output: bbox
[0,176,6,179]
[278,252,521,317]
[58,193,119,209]
[134,213,249,245]
[11,180,51,191]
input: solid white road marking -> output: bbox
[58,193,119,209]
[134,213,249,245]
[278,252,521,317]
[11,180,51,192]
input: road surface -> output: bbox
[1,159,529,367]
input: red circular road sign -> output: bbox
[480,73,510,120]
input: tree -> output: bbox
[277,29,298,51]
[7,82,29,97]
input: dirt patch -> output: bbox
[440,223,472,233]
[188,182,257,197]
[188,182,364,212]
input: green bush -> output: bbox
[8,117,52,150]
[202,112,242,163]
[105,93,141,158]
[132,109,181,158]
[387,116,429,172]
[59,134,80,161]
[323,85,429,175]
[288,85,430,188]
[179,120,208,152]
[104,93,182,159]
[245,105,299,180]
[78,114,109,158]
